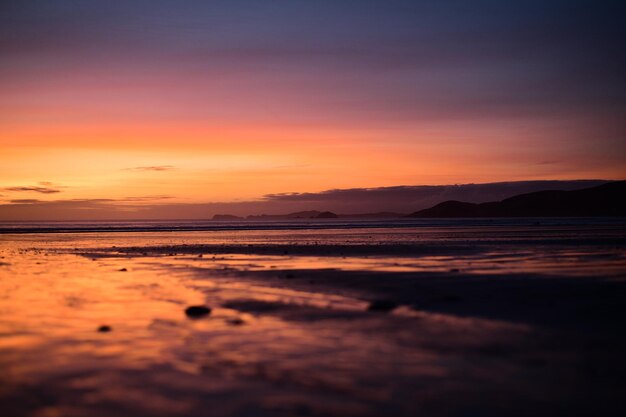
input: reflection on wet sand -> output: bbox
[1,226,625,416]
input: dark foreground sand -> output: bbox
[1,225,625,416]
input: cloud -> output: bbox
[2,195,171,206]
[0,180,613,221]
[123,166,176,172]
[9,199,41,204]
[4,186,61,194]
[261,180,612,213]
[117,195,173,202]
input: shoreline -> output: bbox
[1,227,625,416]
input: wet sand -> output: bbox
[1,224,625,416]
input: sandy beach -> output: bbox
[1,221,625,416]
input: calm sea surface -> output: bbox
[1,218,625,416]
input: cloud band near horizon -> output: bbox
[0,180,612,221]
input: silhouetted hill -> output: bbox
[247,211,328,220]
[409,181,626,218]
[243,211,394,220]
[340,212,405,219]
[211,214,244,221]
[315,211,338,219]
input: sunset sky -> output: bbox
[1,1,625,219]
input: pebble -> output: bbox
[98,325,112,332]
[185,305,212,318]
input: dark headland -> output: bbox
[215,211,403,221]
[409,180,626,218]
[247,210,340,220]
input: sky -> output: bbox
[1,1,625,219]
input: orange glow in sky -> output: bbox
[1,1,624,219]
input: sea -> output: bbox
[1,217,625,416]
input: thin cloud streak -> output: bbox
[9,199,42,204]
[123,166,177,172]
[4,186,61,194]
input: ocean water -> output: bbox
[1,218,625,416]
[1,216,624,233]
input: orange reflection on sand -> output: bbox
[158,250,626,277]
[1,229,625,417]
[0,235,541,417]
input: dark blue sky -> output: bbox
[2,0,624,125]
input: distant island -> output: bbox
[212,211,405,221]
[246,210,337,220]
[211,214,245,221]
[408,181,626,218]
